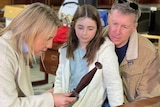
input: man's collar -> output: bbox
[126,30,138,60]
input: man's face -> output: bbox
[108,9,138,48]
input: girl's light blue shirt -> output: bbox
[69,46,88,91]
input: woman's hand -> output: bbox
[53,93,76,107]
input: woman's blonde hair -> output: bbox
[0,3,60,61]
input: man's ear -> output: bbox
[107,13,111,24]
[133,22,138,31]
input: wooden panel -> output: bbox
[136,0,150,3]
[151,0,160,3]
[98,0,114,6]
[137,0,160,3]
[118,96,160,107]
[11,0,30,4]
[0,0,11,9]
[98,0,157,5]
[40,50,59,75]
[0,11,5,27]
[32,0,47,4]
[49,0,63,6]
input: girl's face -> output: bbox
[75,17,97,49]
[33,28,57,56]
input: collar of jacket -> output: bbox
[126,30,138,60]
[103,26,138,61]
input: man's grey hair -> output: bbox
[111,0,141,22]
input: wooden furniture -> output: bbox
[0,0,8,29]
[0,10,5,29]
[118,96,160,107]
[32,42,63,86]
[140,34,160,56]
[137,0,160,3]
[2,0,160,8]
[0,0,10,9]
[10,0,63,6]
[40,42,62,75]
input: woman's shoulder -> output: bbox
[0,33,12,54]
[0,33,18,69]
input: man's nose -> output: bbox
[116,26,121,35]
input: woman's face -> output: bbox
[33,29,57,56]
[75,17,97,49]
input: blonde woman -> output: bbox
[0,3,75,107]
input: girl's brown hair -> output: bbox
[65,4,105,66]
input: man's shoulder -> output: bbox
[138,35,157,54]
[138,35,156,48]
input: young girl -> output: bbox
[54,4,124,107]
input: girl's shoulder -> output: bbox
[103,36,114,47]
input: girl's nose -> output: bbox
[83,29,87,35]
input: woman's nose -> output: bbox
[46,40,53,49]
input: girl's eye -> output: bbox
[78,26,83,29]
[89,28,94,31]
[88,26,94,30]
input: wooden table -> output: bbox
[118,96,160,107]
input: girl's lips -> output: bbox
[81,36,88,40]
